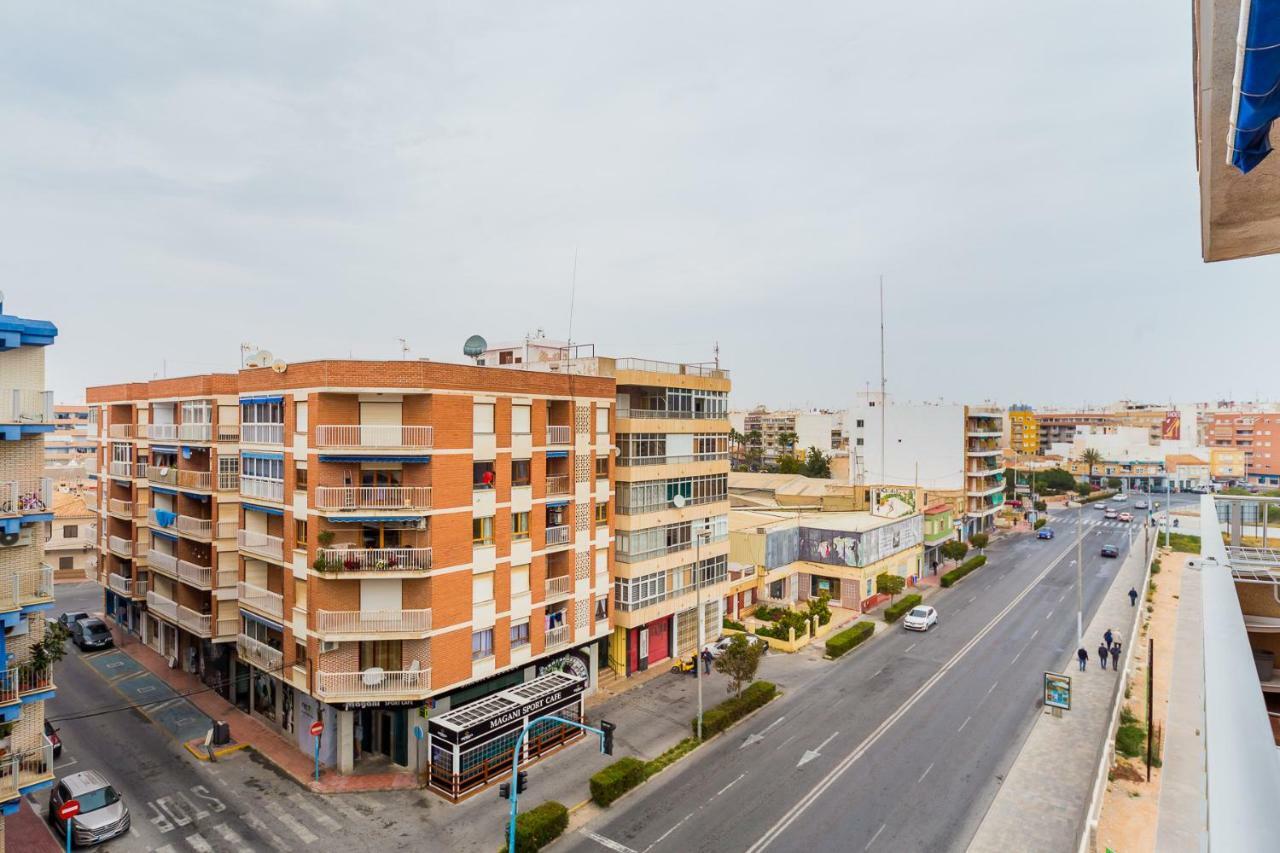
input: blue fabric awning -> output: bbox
[180,492,210,502]
[1230,3,1280,172]
[242,451,283,460]
[244,503,284,517]
[240,395,283,405]
[240,611,284,632]
[326,516,416,523]
[318,454,431,463]
[150,445,179,454]
[546,450,569,459]
[151,530,177,542]
[150,486,177,496]
[547,499,569,508]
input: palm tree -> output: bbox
[745,430,764,470]
[1081,449,1102,484]
[775,431,798,458]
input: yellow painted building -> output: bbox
[1211,447,1248,481]
[1007,409,1039,455]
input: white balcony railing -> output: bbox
[147,465,178,486]
[147,549,177,576]
[1,565,55,609]
[216,567,237,589]
[237,634,283,671]
[545,575,572,598]
[216,519,238,539]
[107,572,133,596]
[146,590,178,622]
[240,476,284,502]
[0,740,55,797]
[0,478,52,514]
[178,605,212,637]
[218,470,241,491]
[241,423,284,445]
[107,424,138,439]
[237,530,284,561]
[545,476,570,497]
[178,423,212,442]
[546,525,571,546]
[217,424,240,442]
[144,424,176,441]
[108,535,137,558]
[177,470,212,491]
[175,514,212,539]
[315,668,430,700]
[547,425,572,445]
[238,581,284,618]
[544,625,569,649]
[108,460,134,478]
[177,559,212,589]
[0,389,53,424]
[315,425,434,449]
[107,498,133,517]
[315,486,433,511]
[315,609,431,636]
[315,547,433,573]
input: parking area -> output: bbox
[81,649,213,744]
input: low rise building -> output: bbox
[1165,454,1211,491]
[736,407,840,468]
[45,492,96,581]
[1211,447,1248,484]
[1209,412,1280,486]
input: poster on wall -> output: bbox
[1162,411,1181,441]
[871,488,917,518]
[797,517,923,567]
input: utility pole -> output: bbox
[1146,636,1155,782]
[879,275,886,489]
[1165,479,1171,548]
[1076,498,1083,645]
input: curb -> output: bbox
[184,738,249,761]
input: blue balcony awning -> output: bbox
[150,486,177,496]
[150,445,179,454]
[546,450,569,459]
[318,454,431,463]
[1229,1,1280,173]
[546,499,569,508]
[244,503,284,517]
[180,492,210,502]
[240,395,284,405]
[242,451,284,460]
[151,529,177,542]
[240,611,284,632]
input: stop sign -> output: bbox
[58,799,80,821]
[310,720,323,737]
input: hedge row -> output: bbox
[694,680,777,739]
[589,757,646,807]
[1033,518,1047,530]
[884,594,923,624]
[941,554,987,588]
[500,801,569,853]
[1079,489,1117,504]
[826,621,874,658]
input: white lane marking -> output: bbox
[872,666,885,677]
[54,757,78,770]
[642,814,694,853]
[904,642,916,653]
[185,833,214,853]
[741,715,787,749]
[155,846,176,853]
[958,715,972,732]
[714,772,747,798]
[797,731,840,768]
[743,537,1081,853]
[865,823,886,850]
[583,830,639,853]
[288,794,341,831]
[263,800,318,844]
[1058,592,1066,602]
[773,734,798,752]
[209,822,251,853]
[1031,629,1039,640]
[1045,609,1054,621]
[967,595,976,604]
[986,680,999,696]
[917,762,935,784]
[241,812,292,852]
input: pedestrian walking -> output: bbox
[700,647,713,675]
[1077,647,1088,671]
[1104,628,1114,649]
[1110,642,1121,670]
[1098,643,1110,670]
[1128,587,1139,607]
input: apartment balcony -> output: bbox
[106,572,133,596]
[178,423,212,442]
[147,549,177,577]
[174,514,213,541]
[147,466,178,487]
[966,443,1001,458]
[107,424,138,440]
[0,389,53,424]
[314,547,433,575]
[0,565,55,611]
[216,424,240,442]
[617,407,724,420]
[314,609,431,639]
[617,452,730,467]
[315,425,433,450]
[0,478,51,516]
[966,481,1005,498]
[614,357,730,379]
[238,581,284,619]
[315,667,430,703]
[177,470,212,491]
[218,470,240,492]
[236,634,283,672]
[546,425,572,446]
[545,476,571,497]
[108,535,138,559]
[145,424,178,441]
[545,525,571,548]
[107,460,136,479]
[240,423,284,445]
[107,498,135,519]
[0,741,55,799]
[146,590,178,622]
[240,476,284,503]
[237,530,284,562]
[544,625,570,650]
[177,560,212,590]
[315,486,433,512]
[545,574,572,599]
[966,429,1003,439]
[178,605,212,638]
[0,667,17,705]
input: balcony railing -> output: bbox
[108,535,137,558]
[16,663,53,696]
[218,470,241,491]
[315,547,433,573]
[145,424,178,441]
[545,575,572,598]
[178,423,212,442]
[618,492,727,515]
[544,625,569,649]
[315,425,434,449]
[175,514,212,540]
[547,425,572,445]
[616,531,729,563]
[238,530,284,561]
[147,549,177,576]
[14,565,53,606]
[107,424,138,439]
[0,667,16,705]
[147,465,178,486]
[107,572,133,596]
[241,423,284,445]
[315,609,431,636]
[545,476,570,497]
[108,460,135,478]
[0,740,55,799]
[545,525,571,546]
[238,581,284,618]
[617,452,730,467]
[240,476,284,502]
[178,605,212,637]
[614,357,729,379]
[146,590,178,622]
[177,559,212,589]
[315,668,430,701]
[178,470,212,491]
[315,486,433,511]
[216,519,237,539]
[107,498,133,518]
[216,567,237,588]
[0,478,51,515]
[617,408,724,420]
[236,634,283,672]
[217,424,240,442]
[0,389,53,424]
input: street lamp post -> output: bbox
[1076,495,1083,645]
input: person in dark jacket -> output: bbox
[1128,587,1139,607]
[1077,647,1088,671]
[700,647,714,674]
[1104,628,1114,649]
[1110,642,1121,670]
[1098,642,1110,670]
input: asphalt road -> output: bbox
[567,497,1184,853]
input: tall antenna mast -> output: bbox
[398,338,409,360]
[566,248,578,357]
[879,275,886,487]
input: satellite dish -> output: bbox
[251,350,273,368]
[671,494,687,509]
[462,335,487,360]
[271,360,288,374]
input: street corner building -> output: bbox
[87,357,618,797]
[0,298,60,844]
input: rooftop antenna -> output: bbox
[239,343,256,368]
[566,248,578,358]
[398,338,410,360]
[713,341,720,370]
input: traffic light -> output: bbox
[600,720,616,756]
[498,782,511,800]
[516,771,529,795]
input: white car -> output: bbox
[706,634,769,657]
[1111,494,1127,502]
[902,605,938,632]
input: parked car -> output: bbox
[45,720,62,758]
[1037,527,1055,540]
[1111,494,1128,502]
[48,770,130,848]
[707,634,769,657]
[1117,512,1133,523]
[70,618,113,651]
[902,605,938,631]
[1100,544,1119,558]
[57,611,89,631]
[1095,501,1109,510]
[1134,500,1149,509]
[1104,509,1118,519]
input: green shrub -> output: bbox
[826,621,874,658]
[941,554,987,587]
[1150,559,1162,575]
[804,593,833,626]
[589,758,647,807]
[1164,533,1201,554]
[501,801,569,853]
[754,604,787,622]
[723,618,745,632]
[1116,724,1145,758]
[755,610,809,640]
[1033,518,1046,530]
[1120,705,1138,725]
[693,680,777,739]
[1033,500,1047,512]
[644,737,699,779]
[884,594,923,624]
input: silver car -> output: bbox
[48,770,130,847]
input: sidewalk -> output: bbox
[967,538,1151,853]
[1154,562,1206,850]
[5,798,60,852]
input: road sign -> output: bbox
[58,800,80,821]
[1044,672,1071,711]
[310,720,324,737]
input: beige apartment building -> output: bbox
[46,492,96,581]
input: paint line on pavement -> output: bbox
[263,800,318,844]
[642,813,694,853]
[185,832,215,853]
[210,822,251,853]
[917,762,935,784]
[968,595,976,604]
[288,794,341,831]
[240,813,291,853]
[1045,608,1054,621]
[583,830,639,853]
[1030,629,1039,641]
[774,734,798,752]
[904,642,916,653]
[865,823,886,850]
[714,772,747,798]
[986,680,998,696]
[871,666,885,678]
[958,715,971,732]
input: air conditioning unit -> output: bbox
[0,530,29,548]
[320,640,339,654]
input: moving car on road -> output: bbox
[57,611,89,631]
[1100,544,1119,558]
[902,605,938,631]
[1095,501,1109,510]
[1117,512,1133,523]
[48,770,131,848]
[1104,509,1118,519]
[1037,527,1055,540]
[70,618,113,651]
[1134,500,1149,509]
[1111,494,1127,502]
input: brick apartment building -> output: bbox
[1210,412,1280,486]
[89,359,615,795]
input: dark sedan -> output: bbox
[1100,544,1119,558]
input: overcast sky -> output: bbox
[2,2,1274,410]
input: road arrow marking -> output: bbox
[796,732,838,768]
[740,716,785,749]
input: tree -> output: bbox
[714,633,764,697]
[940,539,969,564]
[1074,481,1093,497]
[1081,449,1102,482]
[876,572,906,601]
[775,431,798,457]
[802,446,831,479]
[970,532,989,553]
[778,455,803,474]
[745,429,764,470]
[729,428,746,468]
[1106,477,1122,490]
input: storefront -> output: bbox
[625,616,671,674]
[427,671,587,800]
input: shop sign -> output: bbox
[537,648,591,681]
[429,681,586,747]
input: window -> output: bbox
[295,401,308,434]
[473,461,496,489]
[594,598,608,621]
[473,572,494,604]
[511,564,529,594]
[472,628,494,660]
[595,407,609,433]
[595,502,608,526]
[294,519,308,550]
[512,460,531,487]
[473,403,495,435]
[59,556,74,570]
[512,512,530,540]
[856,419,864,427]
[856,437,864,446]
[512,405,531,435]
[510,621,530,648]
[359,640,400,670]
[294,465,308,492]
[595,456,609,479]
[295,641,308,670]
[472,516,494,546]
[63,524,78,538]
[294,578,308,610]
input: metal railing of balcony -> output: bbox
[147,466,178,486]
[215,424,240,442]
[176,514,212,539]
[241,423,284,444]
[177,560,212,589]
[147,549,177,576]
[315,486,433,511]
[108,460,134,478]
[238,581,284,618]
[547,425,572,445]
[617,452,730,467]
[545,476,571,496]
[237,634,283,671]
[0,740,55,797]
[316,609,431,635]
[0,478,51,514]
[613,358,729,379]
[315,425,434,448]
[107,498,133,517]
[16,663,53,696]
[177,605,212,636]
[14,565,53,605]
[315,547,433,573]
[107,572,133,595]
[316,668,430,699]
[544,625,569,648]
[545,525,571,546]
[240,476,284,502]
[146,590,178,621]
[545,575,572,597]
[145,424,178,441]
[617,408,724,420]
[218,471,240,491]
[0,667,16,704]
[178,423,212,442]
[237,530,284,561]
[107,424,138,439]
[615,531,729,563]
[0,389,53,424]
[177,470,212,491]
[617,493,727,516]
[108,535,136,558]
[215,519,238,540]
